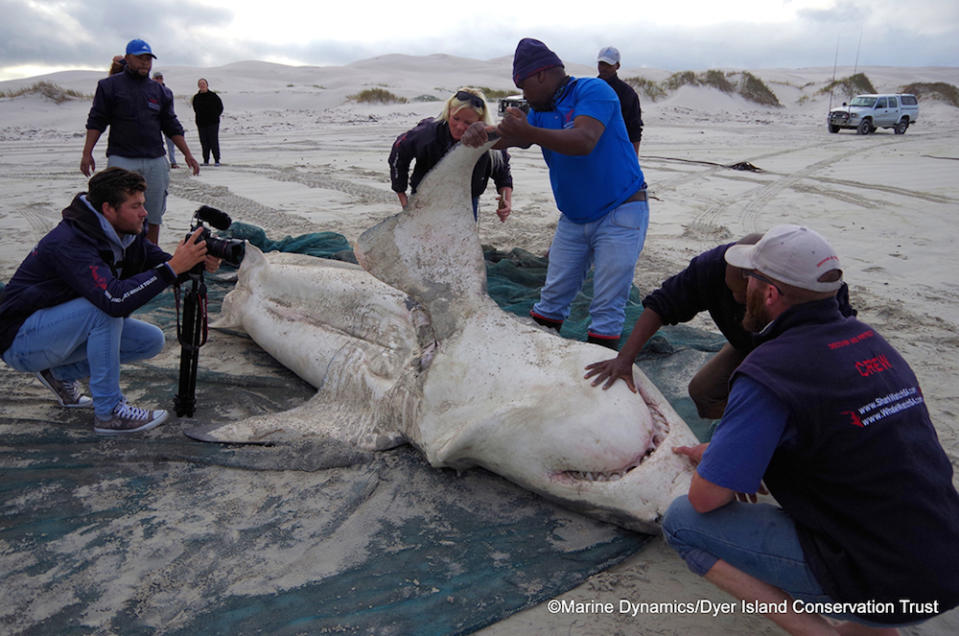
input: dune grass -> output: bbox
[473,86,514,100]
[703,70,736,93]
[0,81,87,103]
[818,73,876,99]
[623,76,667,101]
[632,70,780,106]
[348,88,407,104]
[664,71,698,91]
[899,82,959,107]
[736,71,782,107]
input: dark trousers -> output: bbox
[687,342,748,419]
[197,122,220,163]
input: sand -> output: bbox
[1,56,957,634]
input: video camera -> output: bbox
[186,205,245,266]
[173,206,245,417]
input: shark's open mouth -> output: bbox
[556,403,669,484]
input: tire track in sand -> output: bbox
[689,136,924,233]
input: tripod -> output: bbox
[173,264,208,417]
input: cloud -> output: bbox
[0,0,232,69]
[1,0,956,81]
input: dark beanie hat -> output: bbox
[512,38,563,87]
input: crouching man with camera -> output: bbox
[0,167,219,434]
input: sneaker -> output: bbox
[36,369,93,408]
[214,162,221,167]
[94,401,168,435]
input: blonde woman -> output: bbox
[389,88,512,221]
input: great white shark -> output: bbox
[194,139,698,533]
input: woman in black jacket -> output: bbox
[389,87,512,222]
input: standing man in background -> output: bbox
[192,78,224,166]
[152,71,180,168]
[597,46,644,156]
[81,38,200,245]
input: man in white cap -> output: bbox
[661,225,959,633]
[81,38,201,244]
[597,46,643,156]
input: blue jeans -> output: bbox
[532,200,648,337]
[165,136,177,165]
[2,297,164,419]
[662,496,919,627]
[107,155,169,225]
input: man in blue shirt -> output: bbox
[81,39,200,245]
[463,38,649,349]
[662,225,959,633]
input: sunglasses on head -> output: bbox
[455,90,485,111]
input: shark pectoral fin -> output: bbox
[182,391,408,452]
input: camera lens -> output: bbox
[206,236,245,266]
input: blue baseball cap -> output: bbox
[126,39,157,58]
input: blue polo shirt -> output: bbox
[528,76,644,223]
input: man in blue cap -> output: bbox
[463,38,648,349]
[81,39,201,245]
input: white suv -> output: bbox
[828,94,919,135]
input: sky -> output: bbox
[1,0,956,81]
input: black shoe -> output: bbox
[587,334,620,350]
[530,312,563,333]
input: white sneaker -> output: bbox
[94,401,168,435]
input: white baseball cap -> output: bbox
[597,46,620,65]
[725,225,843,292]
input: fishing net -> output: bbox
[0,225,722,633]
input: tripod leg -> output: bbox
[174,282,204,417]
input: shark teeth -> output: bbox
[564,466,636,482]
[561,454,646,483]
[558,402,670,483]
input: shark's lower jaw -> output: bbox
[562,465,642,483]
[553,402,670,484]
[558,447,653,484]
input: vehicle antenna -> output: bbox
[829,34,840,112]
[853,25,863,75]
